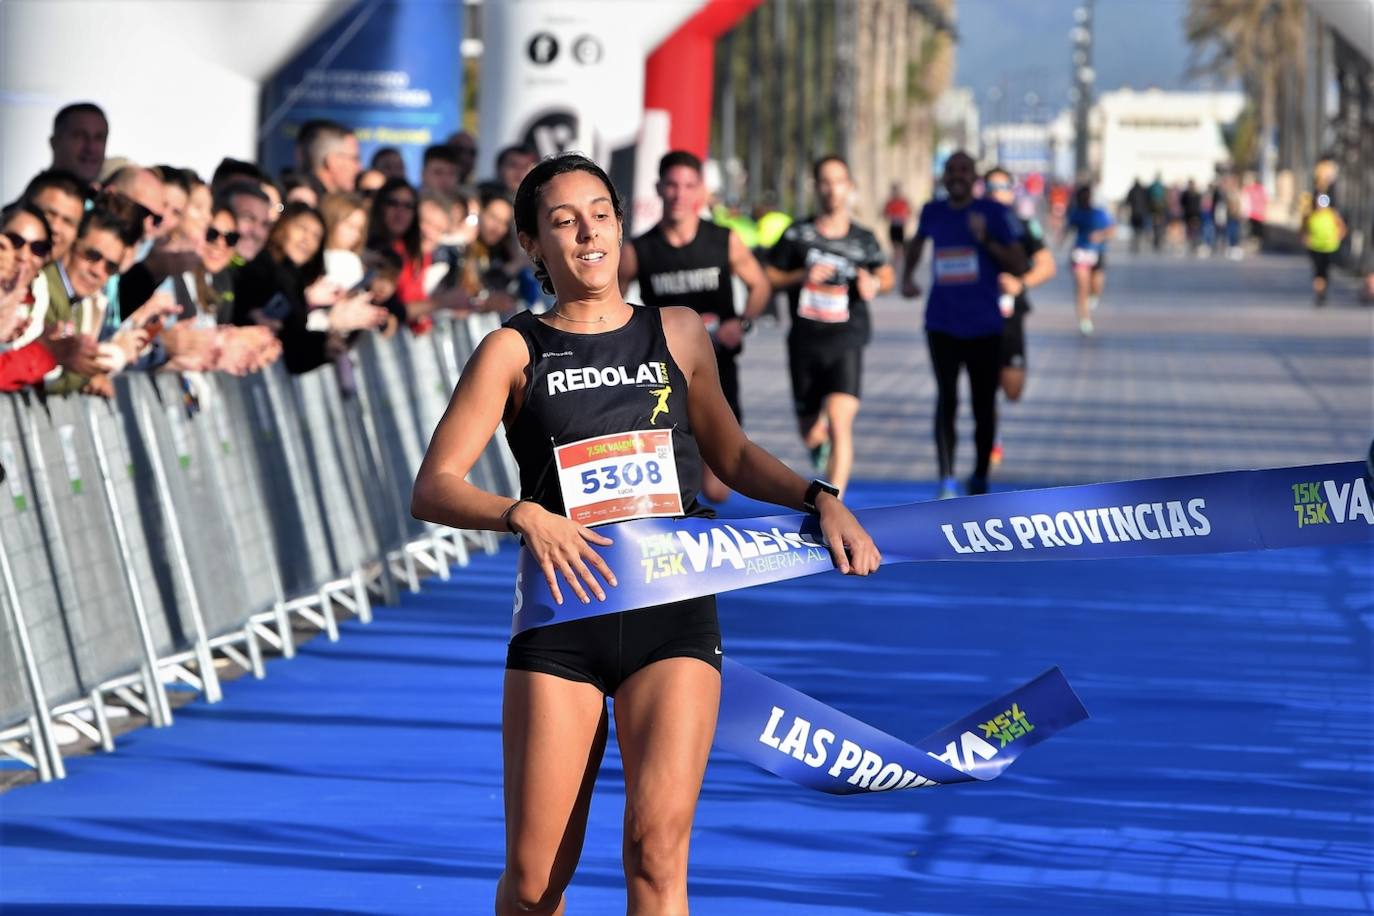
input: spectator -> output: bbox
[101,167,201,321]
[48,102,108,187]
[233,201,385,373]
[459,186,522,314]
[105,165,167,246]
[366,177,420,274]
[421,145,461,197]
[42,206,149,395]
[370,147,406,181]
[0,202,55,349]
[191,204,281,374]
[2,203,53,295]
[417,191,462,298]
[445,130,478,186]
[231,201,325,329]
[320,192,369,291]
[0,264,103,392]
[22,169,88,264]
[304,121,362,195]
[493,144,536,195]
[153,165,191,243]
[161,197,230,324]
[219,180,272,262]
[177,175,213,252]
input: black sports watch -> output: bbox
[803,478,840,514]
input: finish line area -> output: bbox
[1,481,1369,915]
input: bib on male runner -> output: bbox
[797,251,853,323]
[933,247,980,284]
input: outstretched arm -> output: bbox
[662,306,880,575]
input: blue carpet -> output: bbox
[1,481,1371,914]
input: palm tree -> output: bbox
[1185,0,1308,190]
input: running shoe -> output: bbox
[1088,295,1100,311]
[809,439,831,474]
[966,474,989,496]
[990,442,1004,467]
[936,476,960,500]
[1079,318,1094,336]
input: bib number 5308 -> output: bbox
[581,459,664,495]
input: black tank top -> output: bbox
[503,306,709,519]
[632,221,734,320]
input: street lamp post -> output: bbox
[1071,0,1095,182]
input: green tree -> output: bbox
[1185,0,1307,186]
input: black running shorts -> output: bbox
[788,339,864,418]
[1001,312,1027,370]
[506,595,722,696]
[1310,250,1332,281]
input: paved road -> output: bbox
[740,245,1373,486]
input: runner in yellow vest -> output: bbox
[1302,193,1347,307]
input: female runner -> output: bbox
[411,153,879,915]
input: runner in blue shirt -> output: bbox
[1064,184,1115,335]
[901,151,1025,498]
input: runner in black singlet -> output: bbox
[619,150,770,502]
[411,153,879,915]
[765,155,892,496]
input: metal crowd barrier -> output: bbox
[0,313,515,782]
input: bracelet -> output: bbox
[499,498,529,533]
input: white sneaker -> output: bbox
[1088,295,1100,311]
[1079,318,1094,336]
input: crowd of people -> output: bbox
[6,100,1207,510]
[0,103,548,398]
[1121,172,1262,260]
[0,101,1000,501]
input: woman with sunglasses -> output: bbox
[0,202,56,349]
[0,203,54,343]
[0,202,102,390]
[364,177,454,323]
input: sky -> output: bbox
[952,0,1213,123]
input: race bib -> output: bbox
[1071,248,1100,267]
[556,429,683,527]
[933,247,979,285]
[797,283,850,323]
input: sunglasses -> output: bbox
[385,198,417,211]
[3,231,52,259]
[131,202,163,228]
[79,246,122,275]
[986,181,1014,192]
[206,227,241,247]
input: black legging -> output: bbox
[927,330,1002,480]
